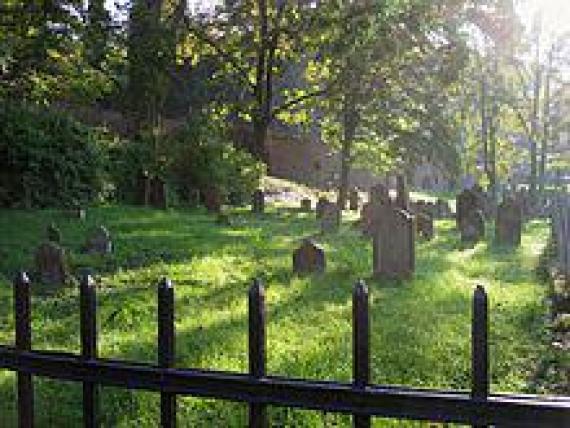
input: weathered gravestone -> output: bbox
[47,223,61,244]
[321,201,340,233]
[316,197,330,219]
[35,241,69,285]
[395,175,409,210]
[495,197,522,246]
[416,212,434,241]
[137,170,151,206]
[252,189,265,214]
[150,176,167,209]
[293,239,326,275]
[460,209,485,244]
[83,226,113,255]
[203,187,222,213]
[456,189,480,228]
[300,198,312,212]
[373,205,415,279]
[349,189,359,211]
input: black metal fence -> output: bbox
[0,273,568,427]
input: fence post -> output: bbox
[158,277,176,428]
[80,272,98,428]
[248,279,267,428]
[14,271,33,428]
[471,285,489,428]
[353,280,370,428]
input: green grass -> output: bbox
[0,203,552,427]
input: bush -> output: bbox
[0,102,109,208]
[166,116,265,206]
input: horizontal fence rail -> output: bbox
[0,273,568,428]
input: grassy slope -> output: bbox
[0,203,550,427]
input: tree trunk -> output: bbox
[338,93,358,211]
[530,40,541,200]
[481,73,488,180]
[540,47,553,194]
[253,119,269,165]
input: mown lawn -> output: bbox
[0,202,551,427]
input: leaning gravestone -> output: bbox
[35,241,69,285]
[150,176,167,209]
[47,223,61,244]
[416,212,434,241]
[496,197,522,246]
[300,198,312,212]
[293,239,326,275]
[252,189,265,214]
[395,175,409,210]
[460,209,485,244]
[373,205,415,279]
[83,226,113,255]
[321,202,340,233]
[349,189,359,211]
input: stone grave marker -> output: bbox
[373,205,415,279]
[436,198,451,218]
[496,197,522,246]
[293,239,325,275]
[150,176,167,209]
[300,198,312,212]
[416,212,434,240]
[349,189,359,211]
[460,209,485,244]
[35,241,69,285]
[252,189,265,214]
[316,196,329,219]
[395,175,409,210]
[203,187,222,213]
[369,183,390,205]
[321,201,340,233]
[83,226,113,255]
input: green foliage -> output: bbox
[0,102,109,208]
[166,116,266,205]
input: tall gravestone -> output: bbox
[293,239,326,275]
[461,209,485,244]
[373,205,415,279]
[395,175,409,210]
[321,201,340,233]
[252,189,265,214]
[349,189,359,211]
[35,241,69,285]
[496,197,522,246]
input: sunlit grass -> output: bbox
[0,203,551,427]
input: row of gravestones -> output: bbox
[35,224,113,285]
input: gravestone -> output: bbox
[83,226,113,255]
[369,183,390,205]
[293,239,325,275]
[456,189,478,228]
[137,170,151,206]
[436,199,451,218]
[395,175,409,210]
[316,197,329,219]
[300,198,312,212]
[321,201,340,233]
[496,197,522,246]
[150,176,167,209]
[349,189,359,211]
[47,223,61,244]
[252,189,265,214]
[373,205,415,279]
[416,212,434,240]
[203,187,222,213]
[460,209,485,244]
[35,241,69,285]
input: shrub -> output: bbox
[0,102,109,208]
[166,116,265,206]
